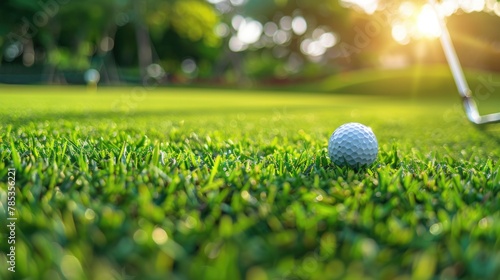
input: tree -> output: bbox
[0,0,221,84]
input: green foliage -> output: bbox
[244,52,286,79]
[0,71,500,279]
[170,0,220,47]
[48,45,93,70]
[145,1,171,37]
[0,0,222,75]
[8,0,39,11]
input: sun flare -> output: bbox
[416,4,441,38]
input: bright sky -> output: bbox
[341,0,500,44]
[211,0,500,60]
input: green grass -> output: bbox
[1,70,500,280]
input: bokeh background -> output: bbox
[0,0,499,86]
[2,2,500,280]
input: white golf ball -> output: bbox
[328,122,378,167]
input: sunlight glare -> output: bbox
[392,24,410,45]
[399,2,416,17]
[459,0,484,13]
[291,16,307,35]
[485,0,496,12]
[495,2,500,16]
[439,0,459,16]
[416,4,441,38]
[237,19,262,44]
[340,0,378,14]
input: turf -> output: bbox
[1,71,500,279]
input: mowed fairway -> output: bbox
[1,82,500,279]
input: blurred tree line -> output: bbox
[0,0,499,85]
[0,0,222,84]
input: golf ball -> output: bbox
[328,122,378,167]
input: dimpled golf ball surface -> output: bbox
[328,123,378,167]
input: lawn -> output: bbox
[1,69,500,280]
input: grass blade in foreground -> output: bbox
[0,84,499,279]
